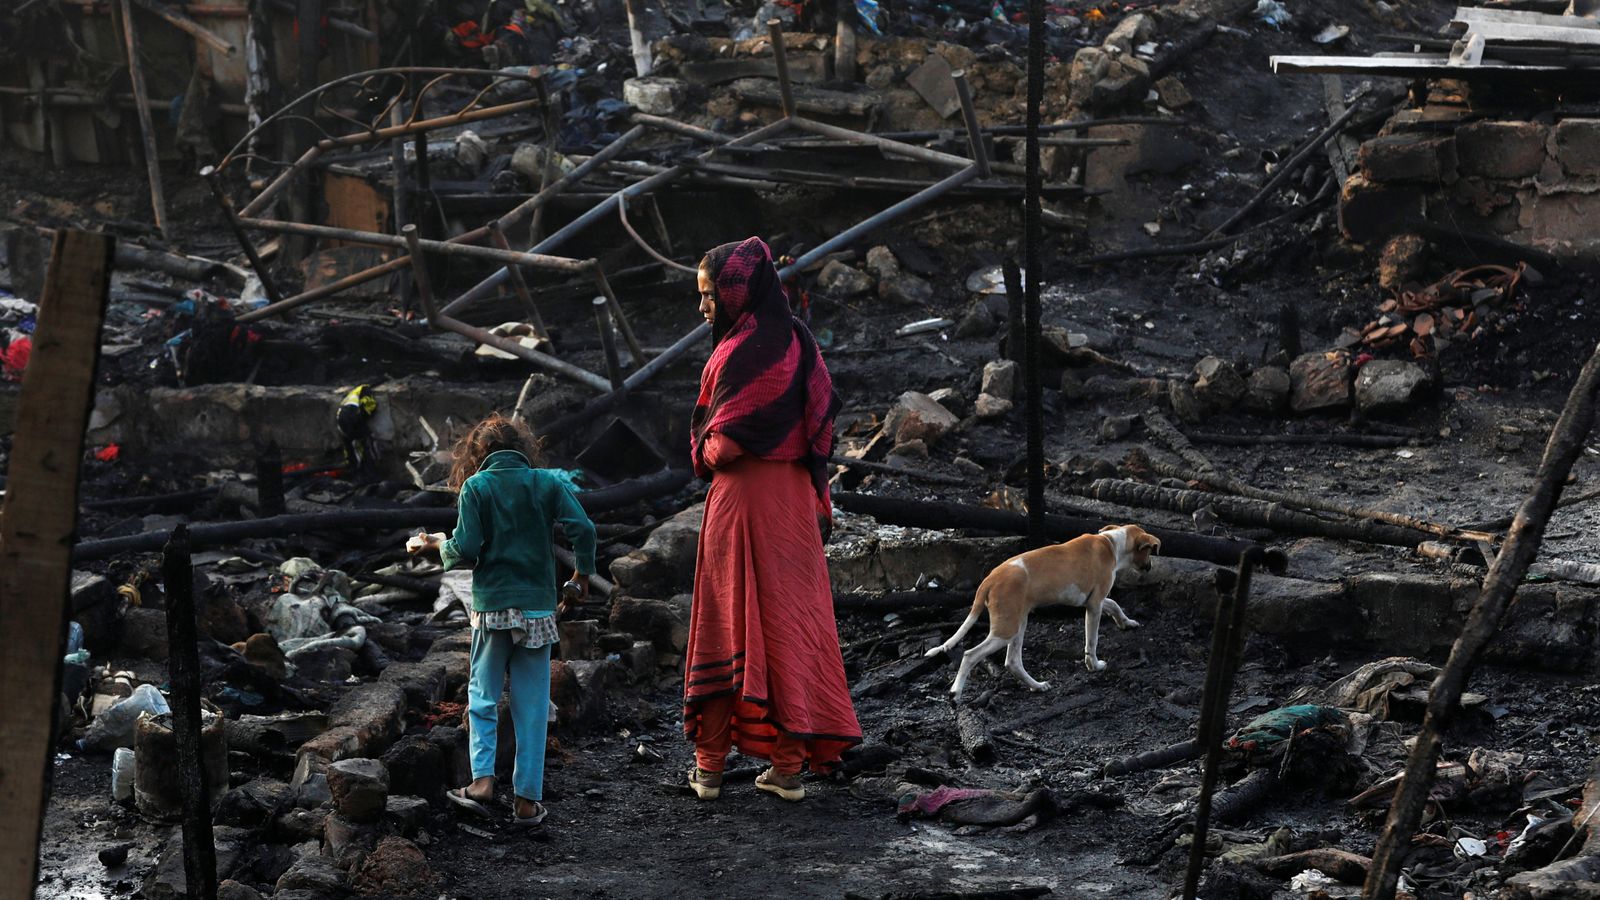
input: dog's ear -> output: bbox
[1142,535,1162,554]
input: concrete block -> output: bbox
[1551,118,1600,177]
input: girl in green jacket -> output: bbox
[411,413,596,826]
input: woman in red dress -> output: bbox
[682,236,862,802]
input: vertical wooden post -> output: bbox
[1023,0,1045,546]
[256,441,286,516]
[0,229,114,899]
[624,0,653,77]
[161,526,217,900]
[590,266,647,367]
[119,0,170,240]
[834,6,858,83]
[767,20,796,119]
[402,225,438,324]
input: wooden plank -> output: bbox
[1271,54,1570,75]
[120,0,170,240]
[1463,19,1600,44]
[0,229,114,900]
[1455,6,1600,30]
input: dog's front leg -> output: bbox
[1102,597,1140,631]
[1083,597,1108,672]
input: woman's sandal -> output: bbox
[687,767,722,801]
[754,767,804,802]
[445,787,494,819]
[509,799,548,828]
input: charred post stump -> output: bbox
[1102,739,1202,778]
[255,440,285,517]
[161,525,218,900]
[954,703,996,764]
[1183,548,1264,900]
[1022,0,1045,548]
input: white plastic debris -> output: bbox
[1454,836,1488,859]
[79,684,169,752]
[1289,869,1336,891]
[111,747,136,802]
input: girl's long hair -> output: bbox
[446,413,545,491]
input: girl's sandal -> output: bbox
[509,799,548,828]
[446,787,494,819]
[687,767,722,801]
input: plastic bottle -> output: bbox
[65,621,84,654]
[78,684,169,752]
[110,748,136,802]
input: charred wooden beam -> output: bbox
[830,492,1287,571]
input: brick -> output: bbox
[1551,118,1600,177]
[1455,120,1548,179]
[1357,134,1457,183]
[1289,352,1353,414]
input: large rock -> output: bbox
[384,796,431,836]
[120,607,169,661]
[884,391,961,446]
[609,596,689,653]
[622,76,685,115]
[609,503,704,595]
[326,758,389,822]
[293,646,356,683]
[1168,380,1209,424]
[353,837,438,898]
[1244,366,1291,415]
[864,246,933,305]
[815,260,874,297]
[1357,134,1458,184]
[295,682,407,770]
[981,359,1018,403]
[1192,356,1246,409]
[213,778,292,829]
[217,881,264,900]
[1485,584,1595,673]
[380,735,447,802]
[1289,352,1353,413]
[323,812,380,869]
[1455,120,1548,179]
[143,828,248,900]
[1355,359,1432,413]
[1378,233,1429,291]
[550,657,626,730]
[974,394,1014,419]
[927,387,967,418]
[276,853,348,896]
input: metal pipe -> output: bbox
[487,221,549,335]
[593,297,624,388]
[200,166,283,305]
[234,252,408,323]
[445,118,793,315]
[782,165,981,273]
[590,265,647,365]
[263,0,375,41]
[768,19,796,119]
[237,217,592,271]
[129,0,235,54]
[433,313,611,391]
[789,116,977,171]
[312,98,545,152]
[239,144,322,217]
[630,112,735,145]
[951,70,991,178]
[401,225,439,322]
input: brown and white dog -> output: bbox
[927,525,1161,700]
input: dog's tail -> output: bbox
[924,581,991,658]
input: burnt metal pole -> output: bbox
[593,297,625,389]
[1003,258,1024,363]
[1183,547,1265,900]
[1023,0,1045,545]
[200,166,283,305]
[161,525,218,900]
[951,70,990,178]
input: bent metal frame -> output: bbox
[205,24,1067,409]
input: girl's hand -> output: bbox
[407,532,445,554]
[558,571,589,616]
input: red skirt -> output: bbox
[682,449,861,771]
